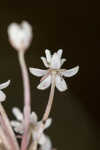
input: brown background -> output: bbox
[0,0,99,150]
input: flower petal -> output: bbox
[39,135,52,150]
[21,21,32,39]
[0,91,6,102]
[30,112,38,124]
[14,127,24,134]
[61,58,67,66]
[12,107,23,121]
[51,53,61,69]
[45,49,51,63]
[39,133,46,145]
[57,49,63,58]
[11,121,21,128]
[29,68,48,77]
[62,66,79,77]
[44,118,52,129]
[41,57,49,68]
[8,23,23,50]
[21,21,33,45]
[0,80,10,90]
[11,121,24,134]
[8,23,20,40]
[56,75,68,92]
[37,75,51,90]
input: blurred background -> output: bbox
[0,0,99,149]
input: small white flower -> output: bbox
[11,107,24,134]
[0,80,10,102]
[29,49,79,92]
[11,108,52,149]
[8,21,32,51]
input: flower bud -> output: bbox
[8,21,33,52]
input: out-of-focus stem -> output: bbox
[0,103,19,150]
[29,141,37,150]
[18,51,31,150]
[42,74,56,122]
[0,126,12,150]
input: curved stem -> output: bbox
[42,74,56,122]
[18,51,31,150]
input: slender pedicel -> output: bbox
[0,126,11,150]
[0,103,19,150]
[42,73,56,122]
[18,51,31,150]
[29,141,38,150]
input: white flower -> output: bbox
[29,49,79,92]
[8,21,32,51]
[11,108,52,149]
[0,80,10,102]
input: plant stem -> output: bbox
[42,74,56,122]
[0,103,19,150]
[0,126,11,150]
[18,51,31,150]
[29,141,37,150]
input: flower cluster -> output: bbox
[11,107,52,150]
[0,21,79,150]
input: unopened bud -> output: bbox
[8,21,33,52]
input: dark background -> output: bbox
[0,0,99,150]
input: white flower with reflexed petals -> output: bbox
[0,80,10,102]
[11,108,52,149]
[29,49,79,92]
[8,21,32,51]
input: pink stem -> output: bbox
[0,113,16,150]
[18,51,31,150]
[0,104,19,150]
[42,74,56,122]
